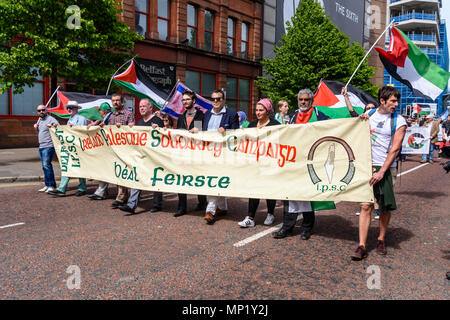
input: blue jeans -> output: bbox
[38,147,56,188]
[421,142,435,162]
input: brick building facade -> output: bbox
[0,0,263,148]
[123,0,263,121]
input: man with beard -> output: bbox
[172,90,207,217]
[34,104,59,193]
[272,89,333,240]
[108,93,135,208]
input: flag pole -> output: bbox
[161,79,180,112]
[105,55,138,96]
[345,20,395,89]
[45,86,60,108]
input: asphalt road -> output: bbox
[0,156,448,300]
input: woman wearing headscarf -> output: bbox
[237,111,249,128]
[238,99,280,228]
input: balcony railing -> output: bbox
[386,33,437,43]
[391,12,437,23]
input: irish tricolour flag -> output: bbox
[48,91,112,121]
[375,26,450,101]
[113,59,169,109]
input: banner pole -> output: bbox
[161,79,180,111]
[345,20,394,89]
[44,86,60,108]
[105,55,137,96]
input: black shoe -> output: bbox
[150,207,161,213]
[90,194,104,200]
[111,200,124,208]
[75,190,87,197]
[301,230,312,240]
[173,209,186,217]
[48,190,66,197]
[194,203,206,211]
[272,228,293,239]
[118,204,135,214]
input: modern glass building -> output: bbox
[385,0,449,116]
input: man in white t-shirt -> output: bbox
[351,86,407,261]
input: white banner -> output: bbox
[401,126,431,154]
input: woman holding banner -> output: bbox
[238,99,280,228]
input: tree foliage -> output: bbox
[256,0,378,109]
[0,0,142,94]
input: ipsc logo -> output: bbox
[307,137,355,193]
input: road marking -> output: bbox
[233,162,429,247]
[0,182,41,188]
[0,222,25,229]
[397,162,428,176]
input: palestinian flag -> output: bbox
[47,91,112,121]
[414,104,431,116]
[375,26,450,101]
[113,59,168,109]
[313,80,378,117]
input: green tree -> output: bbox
[256,0,377,108]
[0,0,142,94]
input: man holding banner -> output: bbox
[273,89,333,240]
[174,90,207,217]
[108,93,135,208]
[48,101,88,197]
[118,98,164,214]
[202,89,239,225]
[351,86,406,260]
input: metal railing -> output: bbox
[391,12,436,23]
[385,33,437,43]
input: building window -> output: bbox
[204,10,214,51]
[187,4,197,47]
[135,1,170,40]
[158,0,170,41]
[226,77,250,116]
[135,0,149,36]
[0,89,8,115]
[241,22,249,59]
[227,18,235,55]
[12,82,44,116]
[186,70,216,98]
[0,77,45,117]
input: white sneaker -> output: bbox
[264,214,275,225]
[238,216,255,228]
[46,187,55,193]
[355,212,360,216]
[374,210,380,220]
[38,186,48,192]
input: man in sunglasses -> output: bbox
[34,105,59,193]
[48,101,89,197]
[202,89,239,225]
[272,89,332,241]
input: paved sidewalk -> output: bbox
[0,148,61,183]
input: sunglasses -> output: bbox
[37,109,46,112]
[298,98,311,102]
[211,97,222,102]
